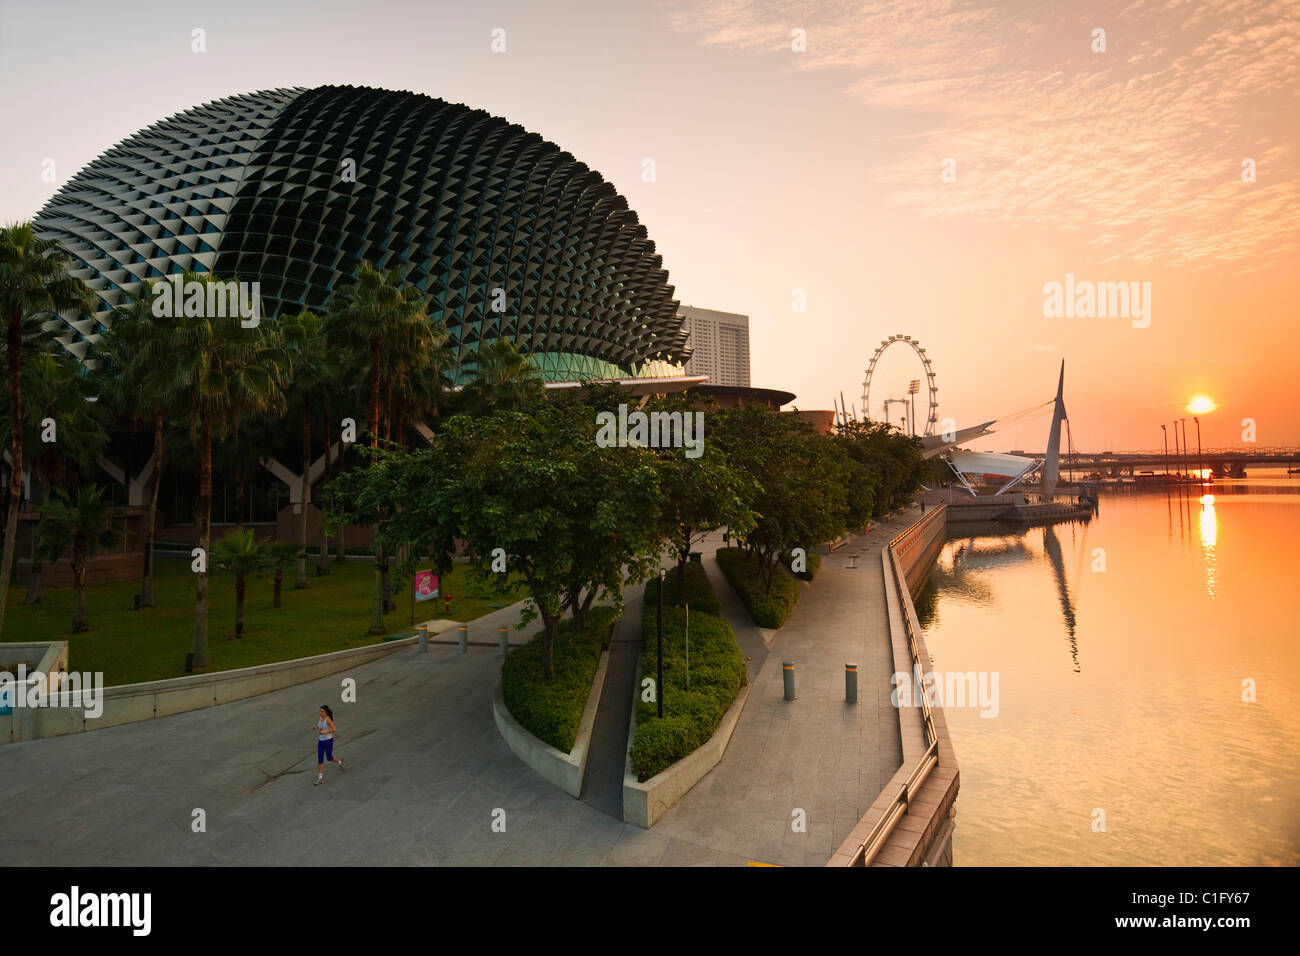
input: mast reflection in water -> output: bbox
[915,472,1300,866]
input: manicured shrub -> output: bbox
[630,600,746,781]
[715,547,802,628]
[783,548,821,582]
[644,559,722,616]
[501,606,616,753]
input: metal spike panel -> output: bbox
[34,85,690,379]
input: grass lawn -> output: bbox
[2,557,525,686]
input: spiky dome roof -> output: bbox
[34,85,690,380]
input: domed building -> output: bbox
[34,85,690,380]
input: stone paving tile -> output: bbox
[1,517,915,866]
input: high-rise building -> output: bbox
[679,306,750,387]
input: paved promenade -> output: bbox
[0,513,919,866]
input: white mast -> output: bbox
[1041,360,1068,498]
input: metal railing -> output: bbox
[848,504,946,866]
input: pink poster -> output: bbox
[414,570,439,601]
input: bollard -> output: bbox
[458,625,467,655]
[782,660,796,701]
[417,623,428,654]
[498,626,508,656]
[845,663,858,703]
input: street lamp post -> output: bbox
[1178,418,1188,479]
[1161,424,1169,476]
[1194,416,1203,482]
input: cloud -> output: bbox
[666,0,1300,269]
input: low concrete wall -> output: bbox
[890,505,948,596]
[622,662,751,829]
[829,505,959,867]
[1,635,417,745]
[492,649,610,798]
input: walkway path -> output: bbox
[0,512,920,866]
[643,516,916,866]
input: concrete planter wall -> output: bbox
[1,635,416,745]
[492,649,610,798]
[622,662,751,829]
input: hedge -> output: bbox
[783,549,822,582]
[644,559,722,616]
[715,547,802,628]
[500,605,617,754]
[629,597,746,782]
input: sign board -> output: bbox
[414,570,440,602]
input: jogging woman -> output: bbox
[313,705,344,785]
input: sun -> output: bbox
[1187,395,1217,414]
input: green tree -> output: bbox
[333,396,664,678]
[262,540,301,609]
[280,310,334,589]
[323,261,429,616]
[37,485,120,633]
[835,418,926,519]
[92,288,175,608]
[1,352,110,604]
[135,273,289,669]
[322,261,428,449]
[0,221,94,634]
[212,527,265,639]
[637,392,756,600]
[459,338,543,416]
[713,404,850,592]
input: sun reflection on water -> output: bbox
[1199,494,1218,597]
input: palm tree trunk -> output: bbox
[274,567,283,608]
[336,521,346,563]
[24,515,43,605]
[317,412,332,576]
[296,400,310,589]
[0,307,25,634]
[191,409,212,669]
[140,407,163,607]
[370,335,381,449]
[72,537,88,633]
[369,563,385,635]
[381,544,393,612]
[234,572,245,638]
[383,380,392,444]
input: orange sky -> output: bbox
[2,0,1296,450]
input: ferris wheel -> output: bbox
[861,334,939,436]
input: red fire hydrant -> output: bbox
[443,594,452,615]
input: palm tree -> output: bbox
[323,261,428,450]
[0,221,94,635]
[93,288,177,608]
[0,352,110,604]
[37,485,119,633]
[212,527,264,639]
[280,310,334,589]
[461,338,543,415]
[261,541,300,609]
[135,272,289,669]
[323,261,427,617]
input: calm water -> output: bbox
[916,470,1300,866]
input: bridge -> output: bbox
[999,447,1300,478]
